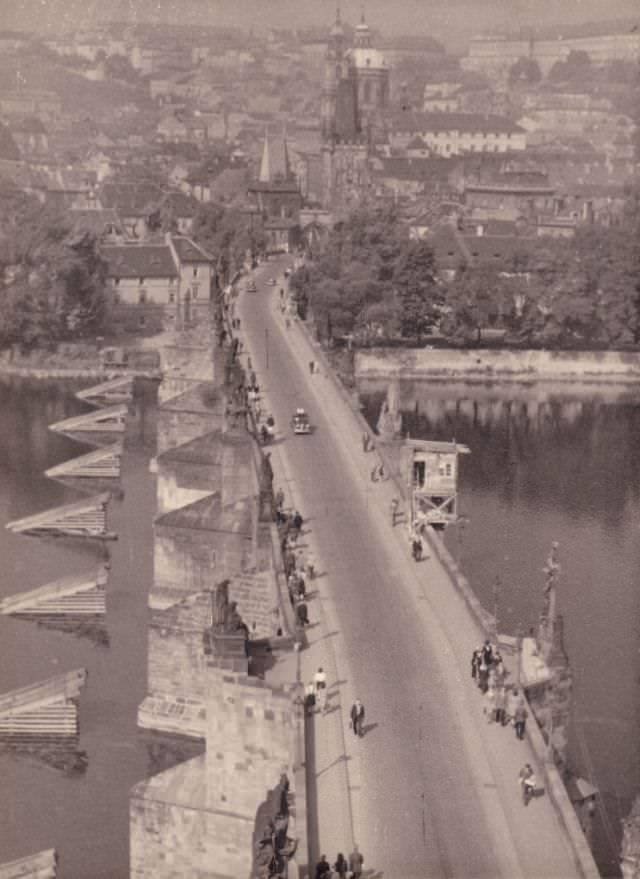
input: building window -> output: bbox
[139,276,145,284]
[113,291,121,303]
[139,290,147,304]
[192,286,199,299]
[168,291,175,303]
[192,266,199,278]
[139,314,146,328]
[114,277,120,286]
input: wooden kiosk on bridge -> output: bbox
[406,439,470,530]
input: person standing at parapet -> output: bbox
[349,845,364,878]
[314,667,328,714]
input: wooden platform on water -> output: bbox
[75,376,133,407]
[0,849,57,879]
[48,404,127,446]
[0,567,108,617]
[5,492,116,540]
[0,669,87,738]
[44,443,122,482]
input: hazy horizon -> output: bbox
[3,0,639,51]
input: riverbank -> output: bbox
[356,347,640,383]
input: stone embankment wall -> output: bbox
[356,347,640,382]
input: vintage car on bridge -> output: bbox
[291,408,311,435]
[246,280,257,293]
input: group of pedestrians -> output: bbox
[471,639,528,737]
[471,639,540,805]
[279,503,313,630]
[315,845,364,878]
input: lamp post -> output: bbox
[493,575,502,642]
[265,327,269,371]
[515,622,524,688]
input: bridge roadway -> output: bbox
[237,257,580,878]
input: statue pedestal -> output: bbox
[207,631,249,673]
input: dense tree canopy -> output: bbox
[292,190,640,351]
[291,207,442,342]
[548,49,593,85]
[0,185,107,349]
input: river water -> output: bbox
[360,378,640,878]
[0,376,154,879]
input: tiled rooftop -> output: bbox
[102,244,178,279]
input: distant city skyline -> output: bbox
[3,0,639,51]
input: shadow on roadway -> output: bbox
[315,751,352,779]
[360,721,379,738]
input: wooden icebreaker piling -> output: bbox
[44,443,122,481]
[0,567,108,617]
[0,849,57,879]
[5,492,116,539]
[0,669,87,738]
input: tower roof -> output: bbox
[258,127,291,184]
[330,5,344,38]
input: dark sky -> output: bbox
[4,0,639,50]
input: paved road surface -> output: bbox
[237,258,579,878]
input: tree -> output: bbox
[548,50,592,85]
[291,206,409,340]
[0,196,107,348]
[440,262,508,343]
[392,239,441,337]
[508,57,542,86]
[145,199,178,235]
[192,202,264,285]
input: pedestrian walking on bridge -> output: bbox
[305,552,315,580]
[391,496,399,526]
[514,701,528,740]
[334,852,348,878]
[350,699,365,737]
[519,763,537,806]
[295,597,309,628]
[315,854,331,878]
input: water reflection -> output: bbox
[360,378,640,877]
